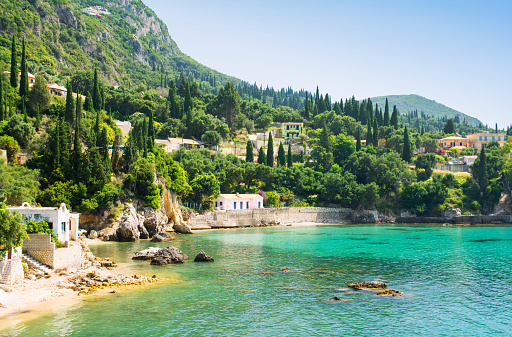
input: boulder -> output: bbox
[174,223,193,234]
[376,289,404,297]
[116,204,140,242]
[87,230,98,239]
[352,210,379,223]
[194,250,214,262]
[150,246,188,265]
[150,257,168,266]
[143,206,168,236]
[99,227,117,241]
[132,247,161,260]
[138,224,150,239]
[348,281,388,291]
[151,232,174,242]
[443,208,462,217]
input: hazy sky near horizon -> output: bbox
[142,0,511,127]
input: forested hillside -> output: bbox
[370,94,482,127]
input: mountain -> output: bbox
[369,94,482,126]
[0,0,239,88]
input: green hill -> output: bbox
[0,0,239,88]
[369,94,482,126]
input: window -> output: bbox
[498,137,501,141]
[287,125,290,130]
[240,202,243,209]
[234,202,236,209]
[246,202,249,209]
[220,202,223,206]
[258,202,261,208]
[61,222,66,232]
[460,142,463,146]
[215,202,218,207]
[479,136,482,141]
[485,136,487,141]
[492,136,495,141]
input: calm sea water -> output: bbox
[4,225,512,336]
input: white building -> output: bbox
[214,193,264,210]
[463,155,478,166]
[7,203,80,243]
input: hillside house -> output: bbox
[214,193,264,210]
[7,203,80,243]
[439,136,468,150]
[282,122,304,139]
[3,71,35,88]
[81,6,111,15]
[47,83,67,97]
[466,131,507,151]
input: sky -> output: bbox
[142,0,511,128]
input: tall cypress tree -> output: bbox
[72,116,81,178]
[477,147,487,200]
[19,38,28,97]
[65,80,75,126]
[278,142,286,166]
[304,93,310,120]
[373,118,379,147]
[257,146,266,165]
[246,140,254,163]
[111,133,121,174]
[366,119,372,147]
[84,91,93,112]
[184,82,192,113]
[266,132,274,167]
[76,92,83,125]
[35,106,41,131]
[402,126,411,162]
[92,68,101,111]
[147,110,154,152]
[383,98,390,126]
[356,126,361,151]
[390,105,398,128]
[287,142,292,168]
[54,117,61,170]
[168,80,177,118]
[10,35,17,88]
[0,73,3,121]
[142,116,148,158]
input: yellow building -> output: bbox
[282,122,304,139]
[466,131,506,151]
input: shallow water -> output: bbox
[4,225,512,336]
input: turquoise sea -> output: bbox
[3,225,512,336]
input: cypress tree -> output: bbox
[266,132,274,167]
[390,105,398,128]
[299,150,304,163]
[168,80,177,118]
[54,117,61,170]
[319,120,331,152]
[142,116,148,158]
[92,69,101,111]
[111,133,121,174]
[23,100,27,123]
[373,118,379,147]
[65,80,75,126]
[19,38,28,97]
[184,82,192,113]
[10,35,17,88]
[147,110,154,152]
[478,147,487,199]
[35,106,40,132]
[420,125,424,135]
[246,140,254,163]
[287,142,292,168]
[72,116,81,177]
[257,146,266,165]
[278,142,286,166]
[366,119,372,147]
[84,91,93,112]
[304,93,310,120]
[76,92,83,125]
[0,73,3,121]
[384,98,390,126]
[402,126,411,162]
[356,126,361,151]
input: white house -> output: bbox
[7,203,80,243]
[463,155,478,166]
[214,193,264,210]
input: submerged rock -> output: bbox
[329,297,349,302]
[376,289,404,297]
[194,250,214,262]
[151,232,174,242]
[150,246,188,265]
[132,247,162,260]
[348,281,388,290]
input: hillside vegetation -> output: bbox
[370,94,482,127]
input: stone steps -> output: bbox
[22,253,53,274]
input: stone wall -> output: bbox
[23,234,55,267]
[54,244,82,270]
[0,258,24,286]
[397,215,512,224]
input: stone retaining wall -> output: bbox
[22,234,82,269]
[396,215,512,224]
[54,244,82,270]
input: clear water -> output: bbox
[4,225,512,336]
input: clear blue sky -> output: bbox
[142,0,511,128]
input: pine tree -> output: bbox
[402,126,411,162]
[278,142,286,166]
[258,146,266,165]
[92,69,101,111]
[19,38,28,97]
[390,105,398,128]
[266,132,274,167]
[356,126,361,151]
[383,98,390,126]
[65,80,75,126]
[246,140,254,163]
[373,118,379,147]
[10,35,17,89]
[443,119,455,134]
[287,142,292,168]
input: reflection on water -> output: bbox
[3,225,512,337]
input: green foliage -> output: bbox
[0,201,26,258]
[0,134,20,163]
[0,161,39,205]
[415,153,437,181]
[26,219,57,242]
[265,191,280,207]
[37,181,87,210]
[190,173,220,209]
[246,140,254,163]
[400,178,448,215]
[277,143,286,167]
[266,132,274,167]
[131,157,160,209]
[4,114,36,148]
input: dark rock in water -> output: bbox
[132,247,161,260]
[150,257,168,266]
[376,289,404,297]
[150,246,188,265]
[194,250,214,262]
[139,224,150,239]
[329,297,349,301]
[348,281,388,290]
[151,231,174,242]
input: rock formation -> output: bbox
[163,188,193,234]
[194,251,214,262]
[150,246,189,265]
[151,232,174,242]
[116,204,141,241]
[132,247,162,260]
[348,281,388,291]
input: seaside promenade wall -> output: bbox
[396,215,512,224]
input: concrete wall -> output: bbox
[22,234,82,269]
[54,244,82,270]
[397,215,512,224]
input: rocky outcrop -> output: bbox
[142,206,168,236]
[174,223,193,234]
[151,232,174,242]
[150,246,188,266]
[376,289,404,297]
[99,227,118,241]
[138,224,150,239]
[163,189,192,234]
[352,210,379,223]
[132,247,162,260]
[443,208,462,217]
[348,281,388,291]
[194,251,214,262]
[116,204,141,242]
[56,5,77,29]
[87,230,98,239]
